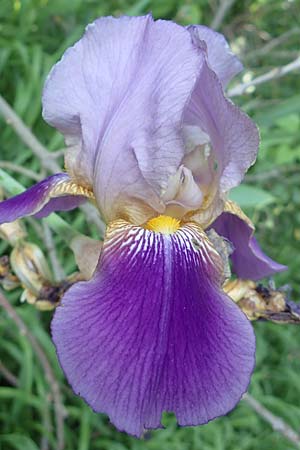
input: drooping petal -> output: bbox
[211,209,287,280]
[0,173,90,224]
[34,196,86,219]
[184,58,259,194]
[187,25,243,87]
[52,219,255,437]
[42,15,201,222]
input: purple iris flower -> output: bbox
[0,15,287,436]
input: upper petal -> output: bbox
[210,206,287,280]
[52,219,255,436]
[187,25,243,87]
[184,58,259,193]
[42,15,201,222]
[0,173,88,224]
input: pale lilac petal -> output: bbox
[52,220,255,436]
[163,166,203,218]
[42,15,201,221]
[0,174,85,224]
[184,58,259,193]
[188,25,243,87]
[211,212,287,280]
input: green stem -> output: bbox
[0,168,81,245]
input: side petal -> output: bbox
[42,15,201,221]
[52,219,255,437]
[0,174,90,224]
[34,196,86,219]
[187,25,243,87]
[184,58,259,193]
[211,209,287,280]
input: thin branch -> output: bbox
[41,399,52,450]
[0,93,105,236]
[228,56,300,97]
[275,50,300,60]
[245,165,300,183]
[210,0,236,30]
[81,203,106,236]
[243,393,300,447]
[42,222,65,282]
[0,95,60,173]
[0,291,65,450]
[0,161,43,181]
[244,27,300,62]
[49,149,65,159]
[0,359,19,387]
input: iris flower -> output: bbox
[0,15,286,436]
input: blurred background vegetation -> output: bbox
[0,0,300,449]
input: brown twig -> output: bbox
[0,95,60,173]
[228,56,300,97]
[41,398,52,450]
[49,149,65,159]
[245,165,300,183]
[0,290,65,450]
[210,0,236,30]
[42,222,65,282]
[0,93,106,237]
[243,393,300,447]
[244,27,300,62]
[0,359,19,387]
[0,161,43,181]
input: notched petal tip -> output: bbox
[187,25,243,87]
[52,218,255,436]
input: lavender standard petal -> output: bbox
[184,58,259,193]
[188,25,243,87]
[52,220,255,436]
[211,212,287,280]
[42,15,201,221]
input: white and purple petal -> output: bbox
[52,219,255,436]
[211,211,287,280]
[42,15,202,221]
[0,173,87,224]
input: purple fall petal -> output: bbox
[42,15,202,221]
[34,195,86,219]
[52,220,255,436]
[188,25,243,87]
[211,212,287,280]
[0,173,85,224]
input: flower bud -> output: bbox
[0,221,27,245]
[0,255,19,290]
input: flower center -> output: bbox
[145,215,181,235]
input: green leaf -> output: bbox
[0,434,40,450]
[229,184,276,208]
[254,96,300,127]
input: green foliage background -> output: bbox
[0,0,300,449]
